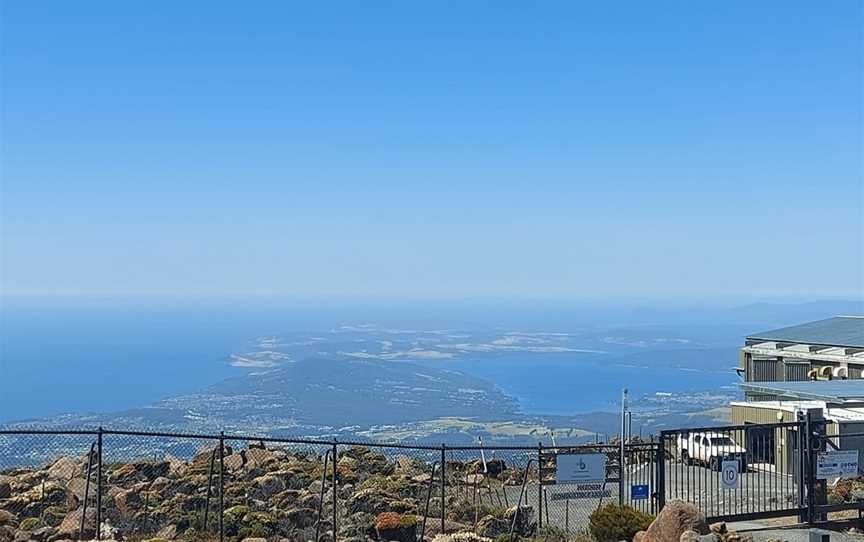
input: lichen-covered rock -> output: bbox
[348,488,396,515]
[375,512,417,542]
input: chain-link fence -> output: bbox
[0,428,666,542]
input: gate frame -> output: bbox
[657,418,809,524]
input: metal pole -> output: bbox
[440,444,446,535]
[315,451,331,542]
[537,443,543,529]
[565,499,569,533]
[620,389,627,505]
[79,443,95,540]
[656,432,666,511]
[332,441,338,542]
[96,427,103,541]
[219,432,225,542]
[203,448,216,532]
[628,412,633,442]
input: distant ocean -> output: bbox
[418,353,736,415]
[0,297,787,423]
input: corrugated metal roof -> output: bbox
[747,316,864,348]
[739,380,864,402]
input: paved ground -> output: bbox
[735,527,864,541]
[470,459,801,534]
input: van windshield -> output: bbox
[709,437,734,446]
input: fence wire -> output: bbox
[0,423,834,541]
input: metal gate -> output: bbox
[658,420,807,522]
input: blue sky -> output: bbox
[1,1,861,300]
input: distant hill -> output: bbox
[207,357,518,426]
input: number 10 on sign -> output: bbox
[721,460,739,489]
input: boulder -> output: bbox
[375,512,417,542]
[423,520,469,539]
[65,478,87,509]
[475,515,508,538]
[433,533,492,542]
[223,454,244,473]
[642,501,709,542]
[55,508,95,540]
[40,507,66,528]
[0,511,16,527]
[164,455,187,478]
[484,459,506,477]
[47,458,79,482]
[244,448,275,470]
[114,488,144,515]
[156,524,177,539]
[282,508,316,529]
[680,530,701,542]
[347,488,396,515]
[108,461,169,484]
[503,506,535,538]
[149,477,171,492]
[250,475,285,500]
[0,478,11,499]
[30,526,55,542]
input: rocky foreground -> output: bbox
[0,442,537,542]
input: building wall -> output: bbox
[731,404,797,475]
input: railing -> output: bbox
[4,417,849,539]
[2,428,657,541]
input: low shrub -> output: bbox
[588,504,653,542]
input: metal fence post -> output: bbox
[797,412,807,523]
[219,431,225,542]
[332,440,338,542]
[537,443,543,530]
[440,444,446,535]
[96,427,103,541]
[656,432,666,511]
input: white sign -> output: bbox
[556,453,606,484]
[721,460,739,489]
[816,450,859,479]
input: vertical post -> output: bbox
[96,427,103,541]
[620,389,627,505]
[806,409,827,524]
[628,412,633,442]
[797,412,807,523]
[440,444,446,535]
[332,441,338,542]
[656,432,666,511]
[565,499,569,533]
[537,443,543,529]
[219,432,225,542]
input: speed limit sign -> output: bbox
[721,460,739,489]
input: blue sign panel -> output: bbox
[631,484,649,500]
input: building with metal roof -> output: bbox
[730,317,864,475]
[739,380,864,404]
[739,316,864,389]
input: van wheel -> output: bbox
[709,457,720,471]
[681,450,692,466]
